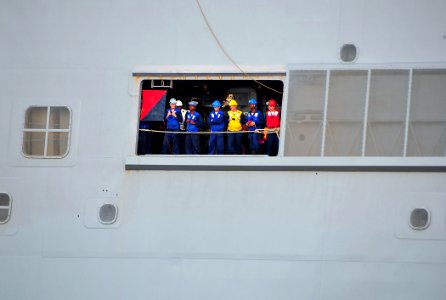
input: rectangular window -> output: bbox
[137,76,284,155]
[325,70,368,156]
[284,68,446,157]
[366,70,409,156]
[23,106,71,158]
[408,70,446,156]
[284,71,326,156]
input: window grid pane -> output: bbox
[0,209,10,223]
[285,71,326,156]
[407,70,446,156]
[0,194,10,207]
[366,70,409,156]
[49,107,70,129]
[325,70,368,156]
[23,131,46,156]
[25,107,48,129]
[47,132,69,157]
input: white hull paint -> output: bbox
[1,1,446,299]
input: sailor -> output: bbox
[176,100,188,154]
[245,98,264,154]
[265,99,280,156]
[161,98,183,154]
[175,100,188,131]
[138,120,152,154]
[227,99,245,154]
[185,100,203,154]
[208,100,226,155]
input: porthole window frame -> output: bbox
[0,193,12,224]
[409,207,431,230]
[22,105,72,159]
[98,203,118,225]
[339,43,358,63]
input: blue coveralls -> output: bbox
[208,110,225,155]
[162,108,182,154]
[138,121,151,154]
[245,110,264,154]
[185,111,203,154]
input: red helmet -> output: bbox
[268,99,277,107]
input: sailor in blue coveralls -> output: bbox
[162,98,183,154]
[208,100,226,155]
[245,98,264,154]
[185,100,203,154]
[138,121,151,154]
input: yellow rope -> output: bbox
[195,0,283,95]
[139,128,280,137]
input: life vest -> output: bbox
[266,110,280,128]
[227,110,243,132]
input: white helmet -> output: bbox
[176,100,183,106]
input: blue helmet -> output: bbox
[169,98,177,105]
[248,98,257,105]
[188,100,198,106]
[212,100,221,108]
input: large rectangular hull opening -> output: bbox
[137,78,284,155]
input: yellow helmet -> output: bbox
[229,100,238,106]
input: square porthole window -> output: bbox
[410,208,430,230]
[99,204,118,225]
[23,106,71,158]
[0,193,12,224]
[340,44,358,62]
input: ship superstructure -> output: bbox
[1,1,446,299]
